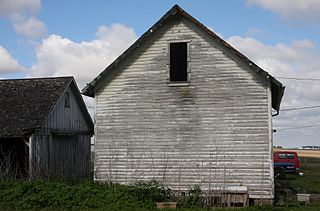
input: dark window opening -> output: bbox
[287,153,295,159]
[170,42,188,82]
[64,92,70,108]
[0,138,29,178]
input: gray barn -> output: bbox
[83,5,284,203]
[0,77,93,179]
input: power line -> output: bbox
[276,76,320,81]
[280,105,320,111]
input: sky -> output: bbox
[0,0,320,148]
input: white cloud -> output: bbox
[30,23,137,89]
[227,36,311,76]
[0,0,46,38]
[0,45,24,73]
[13,17,46,38]
[246,0,320,22]
[227,35,320,147]
[245,28,262,37]
[0,0,41,17]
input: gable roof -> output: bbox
[82,4,285,111]
[0,76,93,137]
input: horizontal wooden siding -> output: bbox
[95,17,273,199]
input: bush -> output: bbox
[130,180,175,204]
[0,180,151,209]
[178,184,207,208]
[0,180,176,210]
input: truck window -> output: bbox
[279,153,286,159]
[287,153,295,159]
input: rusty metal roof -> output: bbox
[82,4,284,111]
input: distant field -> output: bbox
[273,148,320,158]
[290,158,320,193]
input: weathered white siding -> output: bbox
[95,17,273,199]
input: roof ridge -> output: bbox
[0,76,74,81]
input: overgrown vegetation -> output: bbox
[0,178,319,210]
[0,180,158,210]
[275,157,320,206]
[1,157,320,210]
[131,180,175,204]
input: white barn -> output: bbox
[83,5,284,204]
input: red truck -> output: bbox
[274,151,300,174]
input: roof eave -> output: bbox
[82,83,94,97]
[270,76,285,112]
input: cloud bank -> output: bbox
[0,45,24,73]
[0,0,46,38]
[246,0,320,22]
[30,24,137,89]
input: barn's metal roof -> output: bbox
[0,77,93,137]
[82,4,284,111]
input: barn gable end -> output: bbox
[83,5,284,203]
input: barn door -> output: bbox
[51,135,80,179]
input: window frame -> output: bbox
[64,91,70,108]
[286,153,295,159]
[167,40,191,86]
[278,153,286,159]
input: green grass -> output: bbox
[275,157,320,208]
[0,180,165,210]
[282,157,320,193]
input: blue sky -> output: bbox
[1,0,320,147]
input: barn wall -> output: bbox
[49,135,90,179]
[30,134,91,179]
[30,85,91,179]
[29,134,50,178]
[94,16,273,199]
[43,86,90,133]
